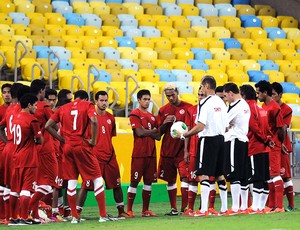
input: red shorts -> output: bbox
[62,140,101,181]
[36,151,59,187]
[188,155,200,182]
[11,167,37,193]
[281,153,292,179]
[158,156,188,183]
[2,141,14,186]
[131,157,157,184]
[269,147,281,177]
[82,155,121,190]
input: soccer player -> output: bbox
[222,83,250,215]
[10,93,43,225]
[182,86,204,215]
[157,83,192,215]
[177,76,228,217]
[255,80,285,213]
[55,89,72,109]
[215,85,226,104]
[45,90,112,223]
[45,88,57,110]
[77,91,130,218]
[0,83,12,223]
[240,85,271,213]
[271,82,294,211]
[127,89,160,217]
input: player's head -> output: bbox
[10,83,23,100]
[74,90,89,100]
[215,85,226,104]
[1,83,12,104]
[30,79,46,101]
[198,86,205,101]
[20,93,38,114]
[45,88,57,109]
[255,80,272,102]
[95,91,108,111]
[201,76,216,96]
[240,85,256,100]
[271,82,283,103]
[56,89,72,108]
[223,82,239,103]
[17,85,31,102]
[137,89,151,110]
[164,82,179,106]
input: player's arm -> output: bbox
[0,124,7,143]
[275,108,285,143]
[249,111,271,145]
[157,112,175,135]
[32,120,43,144]
[45,118,65,144]
[183,128,191,163]
[89,116,98,146]
[182,122,205,139]
[134,127,161,140]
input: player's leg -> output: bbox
[187,181,198,214]
[177,158,189,213]
[76,186,89,216]
[281,153,294,211]
[208,179,216,210]
[0,185,5,222]
[240,144,250,213]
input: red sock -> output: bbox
[168,188,177,210]
[248,192,252,207]
[4,197,10,221]
[117,205,125,215]
[20,196,31,219]
[95,186,106,217]
[10,195,19,219]
[0,190,5,219]
[29,191,45,218]
[209,189,216,209]
[267,182,275,208]
[180,187,188,211]
[285,186,294,208]
[188,190,197,210]
[67,188,79,219]
[42,192,53,205]
[274,180,284,208]
[142,189,151,212]
[127,192,136,212]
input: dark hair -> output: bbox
[255,80,272,96]
[95,91,108,101]
[56,89,72,108]
[10,83,23,99]
[215,85,223,93]
[1,83,12,93]
[30,79,46,95]
[202,75,216,90]
[17,85,31,101]
[74,90,89,100]
[137,89,151,99]
[20,93,38,109]
[240,85,256,100]
[272,82,283,95]
[223,82,239,94]
[57,89,71,99]
[45,88,57,99]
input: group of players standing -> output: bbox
[0,75,295,225]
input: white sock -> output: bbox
[218,181,228,212]
[230,182,241,212]
[200,180,210,213]
[240,185,249,211]
[259,189,269,210]
[252,188,261,211]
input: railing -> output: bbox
[48,51,60,89]
[151,99,160,116]
[125,76,139,118]
[87,64,100,100]
[71,75,84,93]
[0,52,6,81]
[107,86,119,110]
[31,63,45,81]
[14,40,28,82]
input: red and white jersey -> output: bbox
[12,111,42,168]
[185,104,198,157]
[51,99,97,144]
[0,103,21,141]
[129,108,158,158]
[0,104,8,151]
[157,101,192,157]
[93,111,116,162]
[247,100,271,156]
[281,103,293,153]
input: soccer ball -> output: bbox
[170,121,188,138]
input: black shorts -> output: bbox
[224,139,248,182]
[247,152,270,183]
[196,135,224,177]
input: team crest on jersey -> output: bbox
[107,119,112,124]
[214,107,221,112]
[74,102,78,105]
[151,116,155,121]
[179,109,185,114]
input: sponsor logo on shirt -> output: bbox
[179,109,185,114]
[151,116,155,121]
[214,107,221,112]
[107,119,111,124]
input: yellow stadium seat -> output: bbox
[30,26,48,36]
[284,28,300,41]
[257,38,277,51]
[86,49,104,60]
[152,59,172,70]
[144,4,163,15]
[100,37,118,48]
[222,16,241,29]
[36,58,58,81]
[102,59,121,70]
[284,70,300,83]
[275,60,295,72]
[280,18,299,29]
[118,47,138,60]
[135,38,155,49]
[109,3,128,15]
[189,69,206,82]
[137,47,158,61]
[46,13,66,26]
[261,16,278,28]
[11,24,31,36]
[82,37,100,51]
[139,69,159,82]
[274,38,295,51]
[20,58,41,81]
[0,13,12,26]
[64,25,84,36]
[210,48,230,60]
[160,27,178,38]
[138,81,159,95]
[206,69,228,85]
[30,35,48,46]
[240,59,261,72]
[181,4,199,17]
[125,4,144,16]
[73,69,94,92]
[231,27,250,39]
[256,6,276,17]
[245,48,266,60]
[236,5,255,17]
[246,28,267,40]
[170,59,191,71]
[180,93,198,105]
[196,27,213,38]
[67,48,86,59]
[265,50,283,61]
[211,27,231,39]
[34,2,52,14]
[187,38,208,49]
[107,69,124,82]
[263,70,285,83]
[65,37,83,49]
[93,5,110,16]
[58,70,77,91]
[171,16,190,30]
[0,2,15,14]
[238,38,258,51]
[15,2,35,13]
[28,14,47,27]
[120,69,141,81]
[115,117,132,133]
[178,28,196,38]
[0,25,14,36]
[228,48,248,60]
[227,69,249,84]
[206,60,226,72]
[282,93,300,104]
[208,17,225,27]
[46,25,66,37]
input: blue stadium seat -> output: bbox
[124,28,143,38]
[66,15,85,26]
[174,82,194,94]
[217,5,237,17]
[93,69,111,83]
[258,60,279,71]
[241,15,262,28]
[35,47,53,59]
[220,38,241,49]
[155,69,176,82]
[186,16,208,27]
[171,70,192,82]
[162,4,182,16]
[194,49,212,61]
[50,46,71,60]
[115,36,136,48]
[232,0,250,5]
[100,47,121,60]
[265,28,286,40]
[120,18,138,27]
[141,27,161,37]
[8,13,30,26]
[118,59,138,71]
[58,59,73,70]
[247,70,269,82]
[55,5,73,14]
[117,14,135,21]
[281,82,300,94]
[187,60,209,70]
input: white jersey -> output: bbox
[224,98,250,142]
[196,95,227,137]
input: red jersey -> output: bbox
[262,100,284,146]
[185,105,198,157]
[51,99,97,144]
[34,101,54,152]
[12,111,42,168]
[0,104,21,141]
[93,111,116,162]
[129,108,158,158]
[0,104,8,151]
[247,100,271,156]
[281,103,293,153]
[157,101,192,157]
